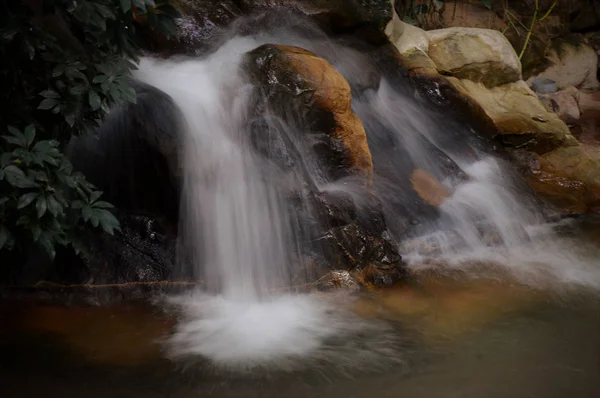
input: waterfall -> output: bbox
[130,17,600,370]
[134,37,401,371]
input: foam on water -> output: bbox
[165,292,402,372]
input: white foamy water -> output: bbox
[164,292,401,372]
[356,84,600,288]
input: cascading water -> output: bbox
[130,15,600,370]
[134,37,400,371]
[351,79,600,287]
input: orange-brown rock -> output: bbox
[245,44,373,181]
[514,147,600,213]
[411,169,450,207]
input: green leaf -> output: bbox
[31,224,41,241]
[24,124,35,147]
[52,65,65,77]
[2,136,23,146]
[82,206,92,222]
[120,0,132,13]
[18,192,38,209]
[72,200,85,209]
[39,234,56,259]
[47,196,63,217]
[0,225,9,250]
[93,75,108,84]
[40,90,61,99]
[69,85,88,96]
[89,190,103,203]
[0,197,7,206]
[1,152,12,167]
[88,90,102,111]
[96,209,120,235]
[36,195,47,218]
[4,165,39,188]
[65,113,76,127]
[91,201,114,209]
[39,98,60,110]
[122,87,137,104]
[7,126,26,147]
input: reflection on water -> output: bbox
[2,270,600,397]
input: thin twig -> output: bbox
[519,0,540,59]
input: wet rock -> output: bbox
[0,214,178,294]
[446,78,578,154]
[174,0,242,53]
[245,44,373,182]
[244,43,405,283]
[512,149,600,213]
[357,262,406,287]
[79,214,177,284]
[411,169,450,207]
[316,270,359,291]
[384,11,600,214]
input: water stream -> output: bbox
[128,19,600,371]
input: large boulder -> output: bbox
[244,43,405,282]
[513,147,600,213]
[446,78,578,154]
[245,44,373,181]
[427,28,522,88]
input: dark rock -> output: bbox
[68,82,182,220]
[174,0,242,53]
[235,0,393,32]
[244,43,373,183]
[244,43,405,281]
[75,213,177,285]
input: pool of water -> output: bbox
[1,218,600,398]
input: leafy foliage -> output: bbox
[0,125,119,258]
[0,1,179,259]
